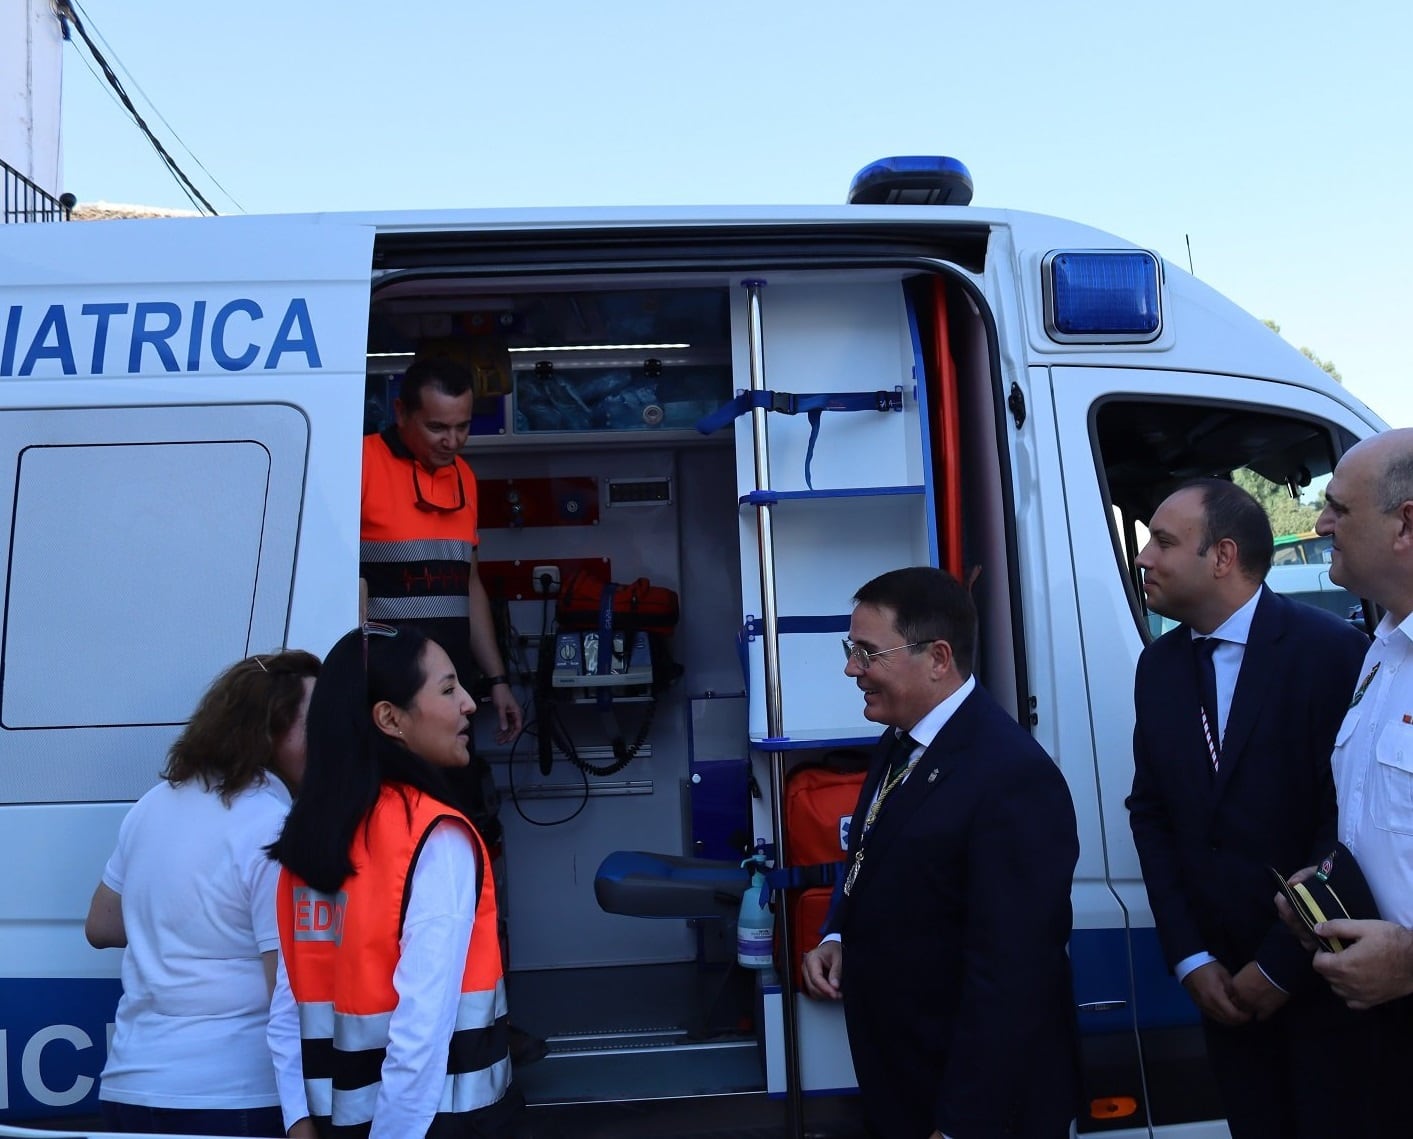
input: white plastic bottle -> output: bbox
[736,862,774,970]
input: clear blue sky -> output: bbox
[59,0,1411,425]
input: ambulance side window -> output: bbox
[1091,399,1359,640]
[0,404,308,804]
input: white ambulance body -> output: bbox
[0,158,1382,1137]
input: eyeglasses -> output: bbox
[841,639,932,671]
[411,464,467,513]
[362,621,398,668]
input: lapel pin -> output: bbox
[927,769,939,784]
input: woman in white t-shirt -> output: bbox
[85,649,321,1137]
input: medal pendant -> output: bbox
[843,851,862,896]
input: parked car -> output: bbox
[1272,530,1334,567]
[1266,561,1364,627]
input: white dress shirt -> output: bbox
[1332,611,1413,927]
[1198,586,1262,745]
[1174,588,1261,984]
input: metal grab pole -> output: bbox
[742,279,804,1139]
[744,282,785,741]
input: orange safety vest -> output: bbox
[277,784,508,1138]
[360,429,480,623]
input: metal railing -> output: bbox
[2,158,72,223]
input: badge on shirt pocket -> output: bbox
[1350,661,1381,708]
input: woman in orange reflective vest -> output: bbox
[268,625,515,1139]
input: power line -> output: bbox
[69,0,245,214]
[56,1,219,215]
[71,31,127,118]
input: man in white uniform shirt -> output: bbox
[1313,428,1413,998]
[1305,428,1413,1139]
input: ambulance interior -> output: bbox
[364,257,1016,1111]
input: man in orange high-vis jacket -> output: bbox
[276,785,513,1138]
[360,355,523,751]
[362,355,543,1067]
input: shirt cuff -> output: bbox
[1174,951,1217,983]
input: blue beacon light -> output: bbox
[1045,250,1162,342]
[847,156,974,206]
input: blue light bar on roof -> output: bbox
[1043,250,1163,344]
[847,156,974,206]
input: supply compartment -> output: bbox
[363,258,1016,1111]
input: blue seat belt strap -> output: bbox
[764,862,846,892]
[695,389,903,489]
[803,409,825,491]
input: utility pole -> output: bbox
[0,0,66,199]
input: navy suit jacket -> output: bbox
[824,683,1080,1139]
[1128,586,1368,989]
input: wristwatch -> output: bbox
[483,675,510,688]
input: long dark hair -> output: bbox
[268,626,460,892]
[163,650,321,803]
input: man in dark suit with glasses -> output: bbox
[801,566,1079,1139]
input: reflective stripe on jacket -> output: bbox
[277,784,508,1137]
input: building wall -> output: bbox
[1,0,65,196]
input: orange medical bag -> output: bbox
[778,750,869,989]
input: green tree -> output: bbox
[1264,320,1342,384]
[1233,468,1320,537]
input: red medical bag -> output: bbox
[557,570,680,635]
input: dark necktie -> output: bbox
[885,730,918,784]
[1194,637,1222,770]
[846,731,922,895]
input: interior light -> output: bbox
[506,343,690,353]
[368,343,691,360]
[1043,250,1162,343]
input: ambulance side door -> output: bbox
[1051,365,1376,1133]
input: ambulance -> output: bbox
[0,156,1383,1137]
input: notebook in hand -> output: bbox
[1271,842,1380,953]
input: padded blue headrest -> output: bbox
[595,850,750,919]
